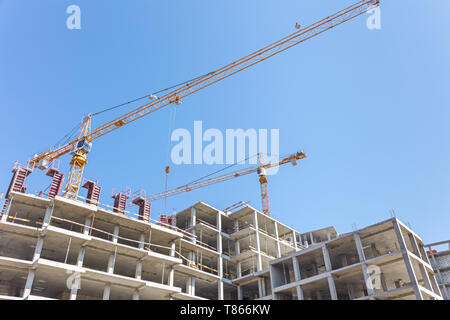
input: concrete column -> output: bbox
[237,262,242,278]
[310,232,315,244]
[168,267,174,287]
[133,290,140,300]
[139,233,145,249]
[252,211,262,271]
[22,269,35,298]
[69,284,78,300]
[148,229,152,248]
[170,241,176,257]
[328,275,338,300]
[292,257,301,281]
[361,263,375,296]
[303,235,308,246]
[293,285,303,300]
[33,237,45,261]
[190,207,196,243]
[420,245,431,265]
[68,272,81,300]
[235,240,240,255]
[83,217,92,235]
[107,252,116,274]
[408,233,421,258]
[380,272,388,292]
[186,277,195,296]
[234,220,239,233]
[76,247,85,267]
[393,219,423,300]
[418,264,433,292]
[112,225,119,243]
[216,211,222,230]
[102,285,111,300]
[292,231,298,250]
[135,260,143,280]
[188,251,196,267]
[274,222,281,258]
[217,211,223,300]
[252,211,259,229]
[261,278,267,297]
[346,283,355,299]
[258,278,264,298]
[327,229,331,241]
[237,285,243,300]
[218,281,224,300]
[42,204,54,229]
[254,233,262,271]
[353,232,366,262]
[322,245,332,272]
[190,207,197,227]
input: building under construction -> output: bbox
[0,182,444,300]
[1,0,445,301]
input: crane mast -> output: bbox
[258,153,270,216]
[62,115,92,199]
[25,0,379,200]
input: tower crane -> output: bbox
[24,0,379,200]
[144,151,306,216]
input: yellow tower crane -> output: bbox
[25,0,379,200]
[144,151,306,216]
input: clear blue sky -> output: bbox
[1,0,449,244]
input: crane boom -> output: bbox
[146,152,306,203]
[28,0,379,168]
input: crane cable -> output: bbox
[91,70,216,118]
[164,104,177,214]
[183,153,259,187]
